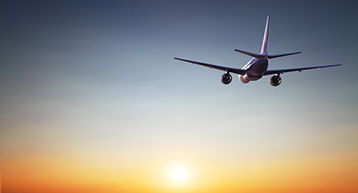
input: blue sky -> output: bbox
[1,0,356,152]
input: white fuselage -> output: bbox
[239,56,269,83]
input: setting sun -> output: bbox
[169,165,190,184]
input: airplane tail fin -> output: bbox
[235,16,301,60]
[260,16,270,54]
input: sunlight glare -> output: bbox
[169,165,189,184]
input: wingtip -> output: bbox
[174,57,185,61]
[320,64,343,69]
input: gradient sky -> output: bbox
[1,0,357,193]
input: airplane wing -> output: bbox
[263,64,342,75]
[174,57,246,75]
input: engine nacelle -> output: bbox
[270,75,282,86]
[221,73,232,85]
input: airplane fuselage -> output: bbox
[239,57,269,83]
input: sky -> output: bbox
[0,0,357,193]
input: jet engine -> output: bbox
[270,75,282,86]
[221,73,232,85]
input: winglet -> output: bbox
[260,16,270,54]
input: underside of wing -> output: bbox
[264,64,342,75]
[174,57,246,75]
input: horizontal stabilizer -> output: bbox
[234,49,264,58]
[268,51,301,59]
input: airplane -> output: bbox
[174,16,342,87]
